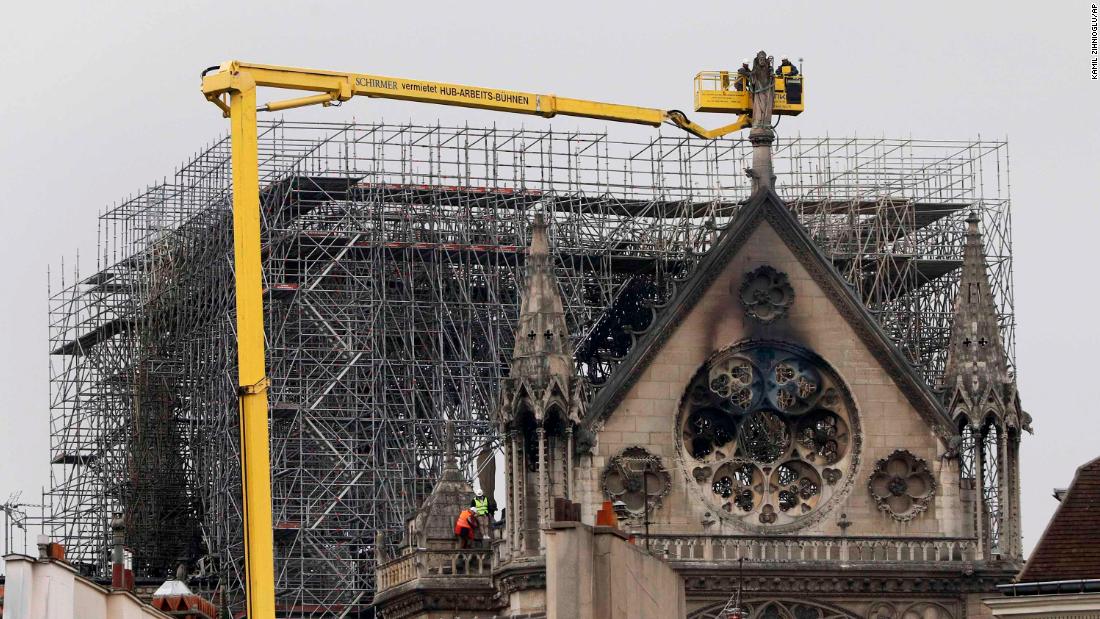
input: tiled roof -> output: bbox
[1018,456,1100,582]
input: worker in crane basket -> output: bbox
[776,55,802,105]
[735,59,751,91]
[776,55,799,77]
[454,500,480,549]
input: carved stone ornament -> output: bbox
[573,426,598,456]
[869,450,938,522]
[738,265,795,323]
[600,446,672,517]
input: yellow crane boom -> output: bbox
[201,60,776,139]
[198,58,802,619]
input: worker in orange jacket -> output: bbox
[454,499,480,549]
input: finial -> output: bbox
[439,418,465,481]
[444,419,456,469]
[942,205,1011,399]
[966,210,980,231]
[528,212,549,258]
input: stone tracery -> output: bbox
[689,599,862,619]
[869,450,938,522]
[679,341,860,529]
[600,446,672,518]
[738,265,796,323]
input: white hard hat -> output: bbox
[741,58,750,65]
[781,54,790,60]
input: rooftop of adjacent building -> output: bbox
[2,538,218,619]
[1012,455,1100,586]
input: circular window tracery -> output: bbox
[740,410,791,463]
[678,341,861,531]
[600,446,672,518]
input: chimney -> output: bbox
[36,534,66,562]
[110,512,134,591]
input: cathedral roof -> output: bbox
[1018,456,1100,582]
[583,188,954,441]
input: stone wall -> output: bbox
[2,554,170,619]
[545,522,685,619]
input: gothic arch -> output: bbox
[951,409,969,428]
[979,416,1004,553]
[543,402,568,431]
[981,410,1000,428]
[688,598,859,619]
[900,601,955,619]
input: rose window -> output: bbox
[679,341,860,530]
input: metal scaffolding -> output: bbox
[46,121,1013,617]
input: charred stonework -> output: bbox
[677,340,861,532]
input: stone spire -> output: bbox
[440,419,464,482]
[942,212,1019,426]
[943,212,1027,562]
[405,419,474,548]
[497,214,586,558]
[498,213,583,426]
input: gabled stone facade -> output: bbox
[375,188,1025,619]
[373,61,1025,617]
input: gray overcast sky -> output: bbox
[2,0,1098,556]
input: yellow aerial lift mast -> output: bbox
[199,58,803,618]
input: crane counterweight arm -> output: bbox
[202,61,751,140]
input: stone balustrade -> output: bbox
[376,548,493,592]
[376,535,977,593]
[636,534,978,565]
